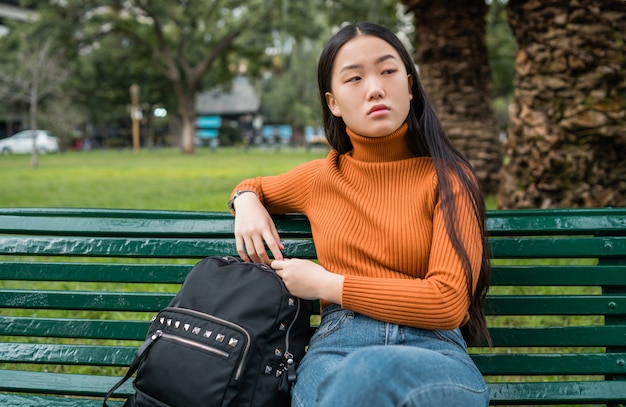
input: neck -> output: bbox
[346,123,414,162]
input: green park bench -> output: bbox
[0,207,625,406]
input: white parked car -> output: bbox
[0,130,60,155]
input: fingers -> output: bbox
[231,195,284,264]
[235,235,250,262]
[270,259,285,279]
[243,235,269,264]
[264,225,284,261]
[235,230,283,264]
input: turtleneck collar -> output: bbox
[345,122,414,163]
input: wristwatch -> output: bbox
[227,190,256,213]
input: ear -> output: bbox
[407,74,414,100]
[325,92,342,117]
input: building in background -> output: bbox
[195,76,262,146]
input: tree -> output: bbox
[498,0,626,208]
[260,37,322,145]
[486,0,517,100]
[0,31,70,168]
[486,0,517,131]
[70,28,174,148]
[73,0,323,153]
[324,0,400,28]
[402,0,503,194]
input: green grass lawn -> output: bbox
[0,146,328,210]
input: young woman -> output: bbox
[228,22,491,407]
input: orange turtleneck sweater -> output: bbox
[232,123,483,330]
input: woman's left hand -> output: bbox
[271,258,344,303]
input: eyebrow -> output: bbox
[339,54,398,73]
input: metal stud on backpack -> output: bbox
[103,256,312,407]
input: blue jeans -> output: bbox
[292,305,489,407]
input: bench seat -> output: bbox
[1,207,625,405]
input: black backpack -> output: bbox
[104,256,312,407]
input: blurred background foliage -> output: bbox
[0,0,516,154]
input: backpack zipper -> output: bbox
[282,296,301,384]
[160,307,252,381]
[284,296,300,356]
[155,330,229,358]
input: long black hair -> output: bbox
[317,22,491,345]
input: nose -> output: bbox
[366,77,385,100]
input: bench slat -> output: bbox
[0,236,317,258]
[0,369,132,397]
[3,207,625,235]
[0,210,312,237]
[3,262,625,286]
[0,214,235,237]
[3,289,623,317]
[0,317,147,340]
[473,352,626,375]
[0,236,235,258]
[488,325,626,347]
[3,234,623,259]
[0,289,172,311]
[489,236,626,258]
[485,207,626,235]
[491,265,626,286]
[488,380,626,404]
[3,342,625,377]
[2,316,622,347]
[0,208,225,218]
[0,394,123,407]
[486,294,626,315]
[0,262,190,283]
[0,343,135,366]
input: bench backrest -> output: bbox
[0,207,625,405]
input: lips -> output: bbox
[368,104,389,115]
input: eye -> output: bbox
[346,76,361,83]
[382,69,397,76]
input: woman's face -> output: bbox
[325,34,413,138]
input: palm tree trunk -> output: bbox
[403,0,502,194]
[498,0,626,208]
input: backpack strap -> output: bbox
[103,331,162,406]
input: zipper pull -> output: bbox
[285,353,297,384]
[277,366,289,392]
[136,330,163,358]
[277,352,297,393]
